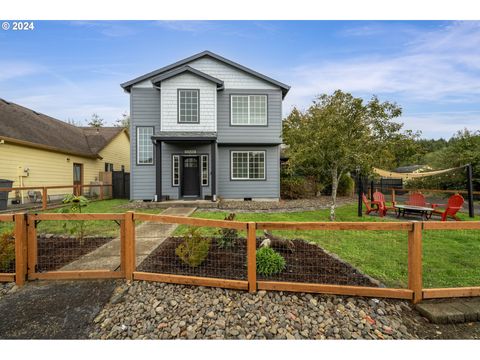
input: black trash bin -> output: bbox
[0,179,14,210]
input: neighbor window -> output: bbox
[178,89,199,123]
[201,155,208,186]
[136,127,154,165]
[231,95,267,125]
[231,151,265,180]
[104,163,113,172]
[172,155,180,186]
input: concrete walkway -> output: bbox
[60,207,196,271]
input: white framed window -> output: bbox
[201,155,208,186]
[178,89,199,123]
[231,95,267,125]
[231,151,265,180]
[172,155,180,186]
[136,127,154,165]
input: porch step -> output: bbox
[131,200,219,209]
[416,298,480,324]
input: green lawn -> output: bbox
[177,204,480,288]
[0,199,164,238]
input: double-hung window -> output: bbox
[231,151,265,180]
[136,127,154,165]
[231,95,267,125]
[178,89,199,123]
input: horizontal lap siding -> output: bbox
[162,143,212,200]
[217,89,283,144]
[130,87,160,200]
[217,145,280,199]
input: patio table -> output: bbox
[394,204,435,220]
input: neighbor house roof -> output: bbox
[121,50,290,98]
[0,98,126,159]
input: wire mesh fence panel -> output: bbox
[256,228,409,289]
[135,220,248,281]
[34,218,122,272]
[423,229,480,288]
[0,217,15,275]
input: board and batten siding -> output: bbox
[160,73,216,132]
[217,145,280,199]
[188,57,278,90]
[130,87,160,200]
[216,89,282,144]
[161,143,212,200]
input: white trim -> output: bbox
[230,95,267,126]
[201,154,209,186]
[136,127,154,165]
[172,155,180,186]
[231,150,266,180]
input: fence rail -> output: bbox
[1,184,113,210]
[1,212,479,303]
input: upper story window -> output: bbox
[231,95,267,126]
[136,127,154,165]
[178,89,199,123]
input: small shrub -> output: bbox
[59,194,90,243]
[256,247,286,276]
[217,213,237,248]
[175,227,211,267]
[0,232,15,272]
[337,173,355,196]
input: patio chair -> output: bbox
[431,194,464,221]
[406,192,440,209]
[372,191,396,217]
[362,193,379,215]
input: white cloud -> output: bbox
[282,21,480,123]
[0,61,45,81]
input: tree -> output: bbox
[87,113,105,128]
[115,112,130,129]
[283,90,408,220]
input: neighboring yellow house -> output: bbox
[0,98,130,203]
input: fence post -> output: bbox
[14,213,27,286]
[408,221,423,304]
[247,222,257,293]
[42,187,47,210]
[124,211,135,281]
[99,184,104,200]
[27,215,37,277]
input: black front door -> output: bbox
[181,157,200,197]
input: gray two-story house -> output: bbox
[121,51,290,201]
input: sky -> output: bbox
[1,20,479,139]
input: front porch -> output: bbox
[152,132,217,202]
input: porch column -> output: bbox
[211,140,217,201]
[155,140,162,202]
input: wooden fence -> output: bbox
[1,184,113,210]
[1,212,479,304]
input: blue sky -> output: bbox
[1,20,479,139]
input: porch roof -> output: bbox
[152,132,217,143]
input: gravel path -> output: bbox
[89,281,418,340]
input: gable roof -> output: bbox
[121,50,290,98]
[0,98,126,159]
[151,65,224,89]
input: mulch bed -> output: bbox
[36,235,113,271]
[0,235,113,273]
[137,237,378,287]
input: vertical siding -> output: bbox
[217,89,283,144]
[130,87,160,200]
[161,143,212,200]
[217,145,280,199]
[161,73,216,132]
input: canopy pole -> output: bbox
[357,170,363,217]
[466,164,474,218]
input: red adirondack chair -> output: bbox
[372,191,396,217]
[406,192,440,209]
[362,193,378,215]
[432,194,464,221]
